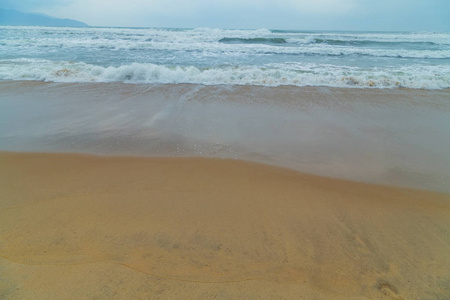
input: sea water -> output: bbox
[1,26,450,192]
[1,26,449,88]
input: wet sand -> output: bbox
[1,151,449,299]
[1,81,450,192]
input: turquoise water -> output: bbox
[1,26,449,88]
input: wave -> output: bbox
[2,26,449,44]
[219,37,287,45]
[310,38,439,47]
[2,38,449,59]
[1,59,449,89]
[301,32,450,45]
[2,26,449,59]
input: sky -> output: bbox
[1,0,449,31]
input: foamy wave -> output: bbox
[1,59,449,89]
[2,26,449,59]
[3,38,449,59]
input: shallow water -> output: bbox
[1,81,449,192]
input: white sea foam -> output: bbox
[2,26,449,59]
[1,58,449,89]
[1,26,449,89]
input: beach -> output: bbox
[1,81,450,299]
[1,26,450,299]
[1,151,449,299]
[1,81,450,192]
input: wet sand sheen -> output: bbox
[1,152,449,299]
[2,81,450,192]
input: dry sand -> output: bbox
[0,151,449,299]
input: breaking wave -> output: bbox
[219,37,287,45]
[1,58,449,89]
[1,27,449,89]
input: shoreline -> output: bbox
[2,80,450,193]
[1,151,449,299]
[3,149,450,195]
[2,79,450,91]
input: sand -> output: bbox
[1,151,449,299]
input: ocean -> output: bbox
[1,26,449,88]
[0,26,450,192]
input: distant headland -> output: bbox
[0,9,88,27]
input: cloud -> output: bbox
[2,0,358,19]
[288,0,357,14]
[40,0,202,26]
[1,0,448,31]
[0,0,67,11]
[37,0,359,27]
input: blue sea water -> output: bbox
[1,26,450,192]
[1,26,449,88]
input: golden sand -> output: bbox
[1,152,449,299]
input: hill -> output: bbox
[0,9,88,27]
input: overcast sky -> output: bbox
[1,0,449,31]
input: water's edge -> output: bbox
[1,80,450,192]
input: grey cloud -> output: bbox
[1,0,449,31]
